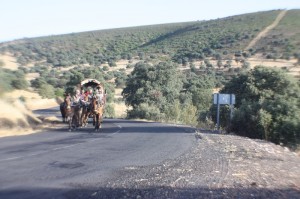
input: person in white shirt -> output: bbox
[72,89,82,105]
[95,87,104,105]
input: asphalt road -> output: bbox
[0,110,195,199]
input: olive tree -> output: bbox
[221,66,300,147]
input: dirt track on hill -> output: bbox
[66,130,300,199]
[245,10,287,50]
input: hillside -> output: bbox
[1,9,299,68]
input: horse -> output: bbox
[60,102,67,123]
[61,95,77,131]
[91,96,104,131]
[80,94,92,127]
[72,101,82,128]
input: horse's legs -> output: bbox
[60,103,67,123]
[74,112,79,128]
[93,114,96,126]
[95,114,100,131]
[81,108,87,127]
[99,114,102,129]
[68,116,72,131]
[84,113,88,126]
[61,112,65,123]
[77,108,82,127]
[72,114,77,130]
[83,110,89,127]
[80,111,85,127]
[81,110,86,127]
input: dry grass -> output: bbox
[3,89,59,110]
[26,99,59,110]
[247,57,297,68]
[114,102,128,118]
[0,99,42,137]
[4,89,42,100]
[105,59,138,74]
[191,57,297,69]
[113,88,128,118]
[0,53,19,70]
[25,72,40,81]
[0,89,60,137]
[114,88,123,98]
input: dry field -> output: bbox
[0,53,19,70]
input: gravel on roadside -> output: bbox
[66,131,300,199]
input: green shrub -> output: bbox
[11,78,29,89]
[127,103,162,121]
[104,103,115,118]
[38,84,56,98]
[221,66,300,147]
[55,88,65,97]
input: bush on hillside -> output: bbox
[38,84,56,99]
[11,78,29,90]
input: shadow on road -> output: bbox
[1,186,299,199]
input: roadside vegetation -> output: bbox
[122,62,300,148]
[221,67,300,148]
[0,67,29,95]
[0,9,299,148]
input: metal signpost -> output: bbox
[213,93,235,131]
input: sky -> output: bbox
[1,0,299,42]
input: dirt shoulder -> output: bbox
[66,131,300,199]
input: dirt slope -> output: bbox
[0,90,60,137]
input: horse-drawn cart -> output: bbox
[80,79,106,130]
[60,79,106,131]
[81,79,103,92]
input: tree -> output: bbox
[217,60,223,69]
[0,68,14,93]
[55,88,65,97]
[221,66,300,147]
[122,61,183,120]
[189,63,196,72]
[66,71,84,88]
[294,52,300,64]
[31,77,47,88]
[115,76,127,88]
[242,61,251,70]
[224,60,232,68]
[11,78,29,90]
[183,71,215,116]
[39,84,56,98]
[204,59,213,68]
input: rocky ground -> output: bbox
[66,130,300,199]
